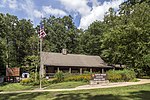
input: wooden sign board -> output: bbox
[92,74,107,81]
[6,68,20,76]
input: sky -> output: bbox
[0,0,125,29]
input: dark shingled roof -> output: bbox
[41,52,111,68]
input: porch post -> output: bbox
[102,68,104,74]
[90,68,92,73]
[69,67,71,73]
[57,67,60,72]
[80,68,82,74]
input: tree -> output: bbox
[41,16,79,53]
[78,21,107,55]
[0,13,36,67]
[101,0,150,76]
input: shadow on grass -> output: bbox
[54,93,122,100]
[0,92,45,100]
[0,90,150,100]
[0,82,9,86]
[127,90,150,100]
[53,90,150,100]
[0,92,123,100]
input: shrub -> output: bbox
[63,72,72,78]
[64,74,91,82]
[20,78,31,85]
[107,69,136,82]
[83,71,92,74]
[48,78,60,84]
[140,76,150,79]
[106,70,122,82]
[120,69,136,81]
[30,72,39,82]
[134,68,146,78]
[54,71,64,82]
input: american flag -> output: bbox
[39,22,46,38]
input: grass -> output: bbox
[0,83,150,100]
[45,81,88,89]
[0,83,36,92]
[0,81,87,91]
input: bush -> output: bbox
[64,74,91,82]
[48,78,60,84]
[54,71,64,82]
[107,69,136,82]
[140,76,150,79]
[106,70,122,82]
[121,69,136,81]
[20,78,31,85]
[63,72,72,78]
[30,72,39,82]
[83,71,92,74]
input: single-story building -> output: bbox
[40,49,113,78]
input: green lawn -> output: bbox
[0,83,150,100]
[45,81,88,89]
[0,83,35,92]
[0,81,87,92]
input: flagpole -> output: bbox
[39,16,46,89]
[40,38,42,89]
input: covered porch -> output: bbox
[45,66,112,78]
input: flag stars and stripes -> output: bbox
[39,22,46,38]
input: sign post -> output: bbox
[90,74,109,85]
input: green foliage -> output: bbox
[29,72,39,81]
[63,72,72,78]
[140,76,150,79]
[106,70,122,82]
[78,21,105,55]
[64,74,91,82]
[0,13,36,67]
[20,72,40,85]
[121,69,136,81]
[20,78,31,85]
[83,71,92,74]
[42,16,79,53]
[107,69,136,82]
[54,71,64,82]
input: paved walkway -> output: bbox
[0,79,150,94]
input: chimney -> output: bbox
[62,49,67,55]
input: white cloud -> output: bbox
[8,0,18,9]
[60,0,124,29]
[0,0,6,8]
[0,5,5,8]
[79,0,124,29]
[33,10,43,18]
[20,0,36,21]
[91,0,101,8]
[42,6,67,16]
[0,0,18,9]
[59,0,91,16]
